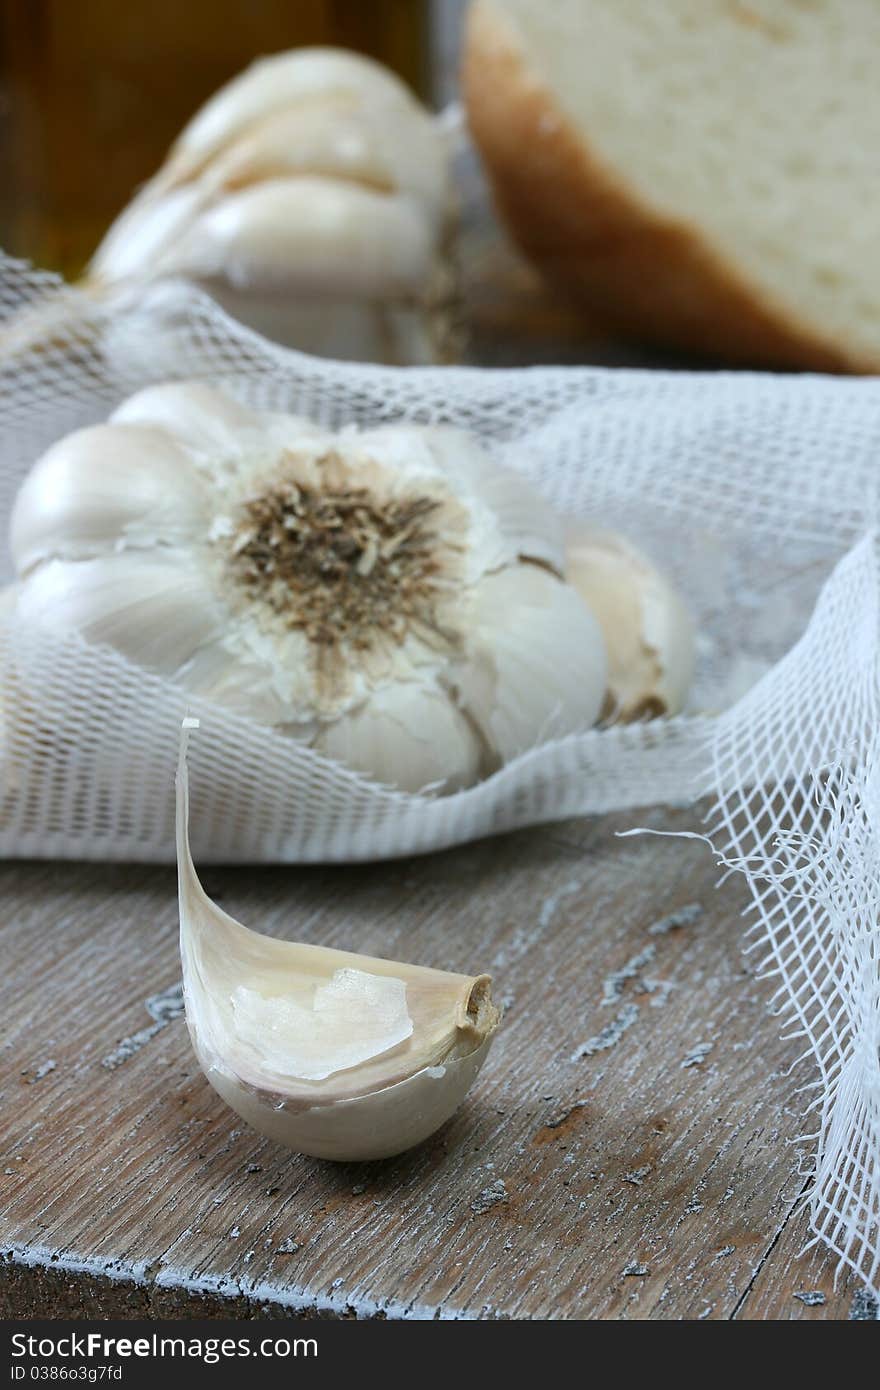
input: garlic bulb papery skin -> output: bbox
[177,721,500,1160]
[9,381,608,794]
[565,527,695,722]
[88,48,456,365]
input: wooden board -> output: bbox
[0,801,869,1320]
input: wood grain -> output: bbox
[736,1207,878,1321]
[0,802,863,1319]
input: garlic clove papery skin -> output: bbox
[10,382,609,794]
[452,564,608,763]
[158,179,437,299]
[313,679,484,795]
[9,425,210,575]
[177,723,501,1160]
[564,528,695,722]
[164,49,424,181]
[14,554,226,678]
[88,48,456,365]
[110,381,332,468]
[196,99,450,221]
[88,185,206,286]
[110,380,265,455]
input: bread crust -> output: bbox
[463,0,871,373]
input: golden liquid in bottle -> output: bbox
[0,0,429,279]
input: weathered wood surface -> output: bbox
[0,801,866,1320]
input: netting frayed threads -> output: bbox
[708,536,880,1298]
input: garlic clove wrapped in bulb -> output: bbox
[195,98,450,221]
[177,721,501,1160]
[158,178,437,299]
[314,679,483,796]
[163,49,425,180]
[14,554,226,677]
[10,382,609,794]
[10,425,210,574]
[88,48,456,365]
[109,379,265,454]
[565,528,695,722]
[452,564,608,763]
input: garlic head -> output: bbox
[10,381,609,793]
[88,48,456,364]
[565,527,695,722]
[177,721,500,1160]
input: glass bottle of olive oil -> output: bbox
[0,0,430,279]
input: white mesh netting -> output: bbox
[1,254,878,1301]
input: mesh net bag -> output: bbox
[1,254,878,1301]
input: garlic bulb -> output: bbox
[177,720,500,1160]
[565,528,695,721]
[88,48,456,364]
[9,381,609,793]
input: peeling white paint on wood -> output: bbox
[0,806,867,1319]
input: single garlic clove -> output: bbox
[89,184,206,285]
[15,554,225,678]
[164,48,423,182]
[111,380,332,465]
[177,722,501,1160]
[198,98,450,221]
[155,177,436,298]
[313,678,483,795]
[110,380,265,456]
[565,528,695,722]
[9,424,209,575]
[452,563,608,764]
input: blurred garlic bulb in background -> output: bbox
[9,381,609,793]
[88,49,456,364]
[565,527,695,722]
[178,719,501,1160]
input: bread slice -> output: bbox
[464,0,880,371]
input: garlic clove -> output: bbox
[110,381,264,457]
[10,424,209,574]
[313,679,484,794]
[564,528,695,721]
[169,636,298,727]
[165,48,423,182]
[199,98,450,220]
[177,721,501,1160]
[453,563,608,763]
[90,184,205,284]
[154,177,436,298]
[111,384,333,485]
[15,554,224,678]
